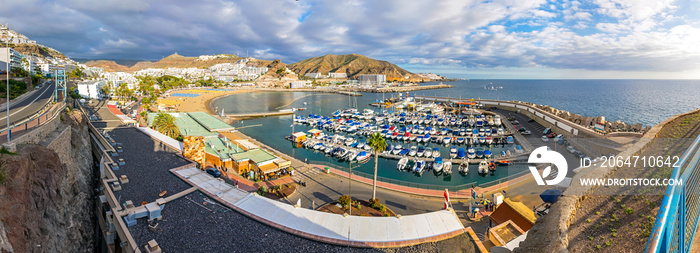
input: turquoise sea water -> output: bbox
[211,80,700,188]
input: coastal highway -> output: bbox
[0,81,56,129]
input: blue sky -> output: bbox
[1,0,699,79]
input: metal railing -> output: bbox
[647,133,700,253]
[0,97,65,143]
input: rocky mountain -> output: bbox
[12,44,68,60]
[81,60,132,72]
[288,54,425,81]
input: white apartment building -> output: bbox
[290,80,311,88]
[304,72,323,79]
[328,72,347,78]
[0,47,23,72]
[77,80,107,99]
[358,74,386,85]
[39,62,55,76]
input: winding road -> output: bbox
[0,80,56,128]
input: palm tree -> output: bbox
[368,132,387,201]
[153,113,180,139]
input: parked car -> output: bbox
[511,120,520,124]
[528,118,536,123]
[206,167,222,178]
[521,130,532,135]
[547,133,557,138]
[575,151,586,158]
[543,128,552,135]
[518,127,528,132]
[567,146,576,153]
[541,136,549,142]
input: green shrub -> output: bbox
[0,168,6,184]
[378,204,387,213]
[257,186,267,196]
[370,198,381,209]
[339,195,351,209]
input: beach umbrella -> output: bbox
[540,189,562,203]
[479,199,490,206]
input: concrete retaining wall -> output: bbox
[7,108,63,148]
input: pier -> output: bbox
[221,109,294,119]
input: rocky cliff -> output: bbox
[0,109,94,253]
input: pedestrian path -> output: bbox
[171,166,467,248]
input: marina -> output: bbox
[213,91,534,188]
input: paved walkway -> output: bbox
[172,166,467,248]
[314,164,535,199]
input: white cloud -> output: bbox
[0,0,697,77]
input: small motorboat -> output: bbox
[424,148,433,158]
[433,157,444,173]
[468,147,476,159]
[443,161,452,175]
[459,160,469,174]
[409,146,417,156]
[457,148,466,159]
[478,161,489,174]
[432,147,441,158]
[417,146,425,157]
[484,149,492,159]
[356,151,371,164]
[450,146,458,158]
[414,160,426,173]
[397,157,408,170]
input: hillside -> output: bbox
[82,60,131,72]
[288,54,425,81]
[84,53,272,72]
[12,44,68,60]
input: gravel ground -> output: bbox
[108,127,193,206]
[567,112,700,252]
[131,191,475,253]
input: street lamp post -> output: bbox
[3,26,9,142]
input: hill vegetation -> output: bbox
[12,44,68,60]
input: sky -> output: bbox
[1,0,700,79]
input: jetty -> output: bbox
[221,109,294,120]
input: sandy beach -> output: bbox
[156,88,255,114]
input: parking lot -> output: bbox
[492,108,582,178]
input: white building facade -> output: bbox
[77,80,107,99]
[358,74,386,85]
[328,72,347,78]
[0,47,23,72]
